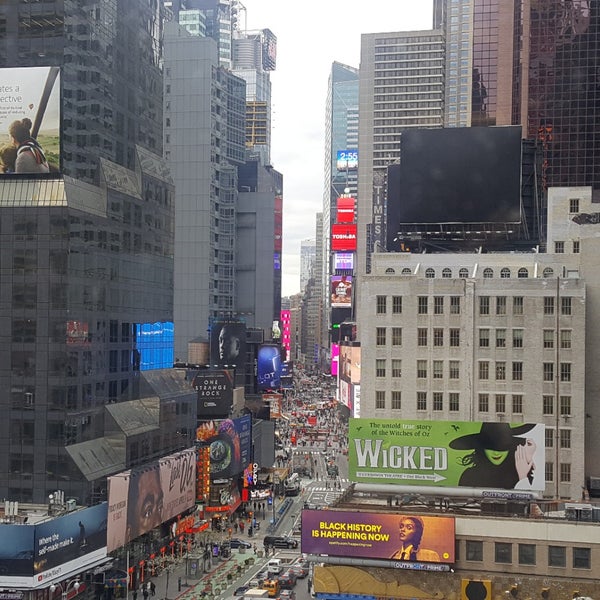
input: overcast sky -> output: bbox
[242,1,434,297]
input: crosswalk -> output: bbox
[308,479,350,492]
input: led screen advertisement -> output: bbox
[331,224,357,251]
[336,197,356,223]
[210,320,246,367]
[301,509,455,564]
[336,150,358,171]
[192,369,234,417]
[196,415,252,481]
[0,66,60,175]
[0,524,35,588]
[257,344,282,390]
[339,344,361,385]
[34,503,108,584]
[385,126,522,246]
[0,504,108,589]
[330,343,339,377]
[106,448,196,553]
[331,275,352,308]
[349,419,545,492]
[334,252,354,270]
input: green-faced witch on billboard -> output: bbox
[349,419,545,492]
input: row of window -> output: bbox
[416,359,461,379]
[384,266,561,279]
[375,326,573,351]
[372,326,457,348]
[376,295,574,316]
[477,361,572,382]
[464,540,589,569]
[372,389,574,420]
[374,390,460,412]
[554,240,580,253]
[478,328,572,349]
[476,393,572,416]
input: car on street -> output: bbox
[279,590,296,600]
[289,561,309,579]
[264,535,299,549]
[292,466,311,477]
[277,570,298,589]
[228,537,253,549]
[234,585,250,596]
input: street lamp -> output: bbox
[50,579,80,600]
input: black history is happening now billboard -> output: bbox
[301,509,454,564]
[0,66,61,174]
[349,419,545,492]
[106,448,196,552]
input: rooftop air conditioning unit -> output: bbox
[66,499,77,512]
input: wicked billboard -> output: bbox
[301,509,454,564]
[349,419,545,492]
[106,448,196,552]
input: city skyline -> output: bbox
[241,0,434,296]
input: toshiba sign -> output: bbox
[336,197,356,223]
[331,224,357,251]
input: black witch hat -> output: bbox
[449,422,536,451]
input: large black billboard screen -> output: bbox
[0,67,61,175]
[386,126,522,240]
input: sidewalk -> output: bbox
[148,532,273,600]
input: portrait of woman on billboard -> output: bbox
[449,422,541,489]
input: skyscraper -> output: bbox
[440,0,600,188]
[357,29,445,274]
[0,1,177,504]
[164,22,246,359]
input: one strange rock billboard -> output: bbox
[348,418,545,493]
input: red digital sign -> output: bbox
[336,197,356,223]
[331,223,357,251]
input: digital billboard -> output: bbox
[301,509,455,564]
[263,393,282,419]
[106,448,196,552]
[349,419,545,492]
[331,224,357,251]
[257,344,282,390]
[196,415,252,481]
[192,369,234,417]
[0,66,60,175]
[210,320,246,367]
[386,126,522,246]
[34,503,108,584]
[334,252,354,271]
[340,344,361,385]
[330,343,339,377]
[0,504,108,589]
[336,197,356,223]
[0,524,35,588]
[336,150,358,171]
[331,275,352,308]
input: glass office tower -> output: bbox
[0,1,177,505]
